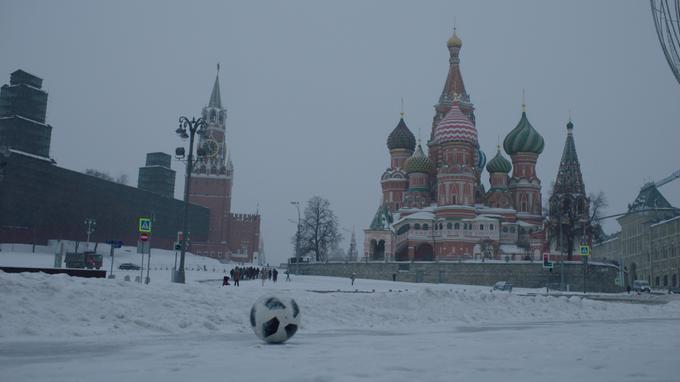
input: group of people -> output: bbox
[222,266,289,287]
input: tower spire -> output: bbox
[400,97,405,118]
[208,64,222,108]
[521,89,526,113]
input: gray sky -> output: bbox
[2,0,679,265]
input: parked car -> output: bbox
[668,287,680,294]
[493,281,513,292]
[632,280,651,293]
[119,263,141,270]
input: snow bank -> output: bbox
[2,270,679,340]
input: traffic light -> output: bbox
[543,253,553,269]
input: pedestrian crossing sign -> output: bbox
[138,217,152,233]
[579,245,590,256]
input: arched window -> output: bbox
[454,223,460,230]
[447,222,453,229]
[423,224,429,230]
[503,226,508,233]
[414,223,421,230]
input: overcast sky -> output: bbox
[2,0,679,265]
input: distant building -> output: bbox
[593,183,680,289]
[138,152,176,198]
[187,67,261,262]
[0,70,209,249]
[0,69,52,158]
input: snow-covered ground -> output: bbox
[1,247,680,381]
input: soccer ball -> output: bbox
[250,295,300,343]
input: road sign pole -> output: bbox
[145,237,151,284]
[109,245,115,278]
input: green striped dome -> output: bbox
[404,144,433,174]
[486,147,512,173]
[503,111,544,155]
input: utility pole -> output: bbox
[291,201,301,274]
[84,218,96,250]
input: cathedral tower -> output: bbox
[548,120,591,259]
[382,115,415,212]
[503,103,544,222]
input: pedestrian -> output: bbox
[392,272,396,282]
[351,272,356,286]
[272,268,278,283]
[234,269,240,287]
[626,285,631,294]
[261,267,267,286]
[222,276,230,286]
[285,270,291,282]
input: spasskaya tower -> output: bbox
[188,65,260,263]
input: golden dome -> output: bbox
[447,30,462,48]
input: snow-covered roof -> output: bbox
[9,148,53,163]
[651,214,680,228]
[393,211,435,225]
[499,244,525,254]
[476,206,516,214]
[516,220,536,227]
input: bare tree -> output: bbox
[116,173,129,185]
[299,196,342,262]
[85,169,114,182]
[589,191,608,244]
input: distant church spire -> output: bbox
[209,63,222,108]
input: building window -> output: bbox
[423,224,429,230]
[490,224,494,230]
[503,226,508,233]
[414,223,421,230]
[447,222,453,230]
[454,223,460,230]
[655,276,660,287]
[664,275,668,287]
[480,224,484,231]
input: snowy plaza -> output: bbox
[1,247,679,381]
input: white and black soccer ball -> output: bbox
[250,295,300,343]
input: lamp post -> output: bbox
[84,218,96,250]
[291,201,301,274]
[173,116,207,284]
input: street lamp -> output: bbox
[173,116,207,284]
[291,201,301,274]
[84,218,96,250]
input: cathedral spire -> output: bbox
[208,63,222,108]
[554,119,584,194]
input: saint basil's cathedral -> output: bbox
[364,29,591,262]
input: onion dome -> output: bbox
[476,148,486,170]
[447,29,462,48]
[387,118,416,151]
[486,146,512,173]
[434,101,478,145]
[404,143,433,174]
[503,111,544,155]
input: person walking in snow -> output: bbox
[233,269,240,287]
[272,268,278,283]
[350,272,356,286]
[285,270,291,282]
[261,267,267,286]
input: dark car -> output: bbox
[118,263,141,270]
[493,281,513,292]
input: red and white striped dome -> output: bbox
[434,101,477,145]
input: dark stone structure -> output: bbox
[138,152,176,198]
[0,70,52,158]
[0,150,208,249]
